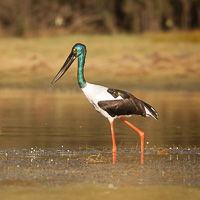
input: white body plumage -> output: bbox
[82,82,123,122]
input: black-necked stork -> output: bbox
[52,43,158,164]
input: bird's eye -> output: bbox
[73,48,76,52]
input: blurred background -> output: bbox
[0,0,199,90]
[0,0,200,36]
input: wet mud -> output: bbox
[0,147,200,200]
[0,147,200,186]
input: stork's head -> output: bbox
[51,43,86,84]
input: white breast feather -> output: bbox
[82,83,122,103]
[81,83,123,122]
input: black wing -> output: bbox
[98,88,158,119]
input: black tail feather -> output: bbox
[143,102,158,120]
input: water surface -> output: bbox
[0,89,199,149]
[0,89,200,199]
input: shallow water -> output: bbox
[0,89,200,199]
[0,89,199,149]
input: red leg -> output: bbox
[110,122,117,164]
[110,122,117,153]
[120,117,144,165]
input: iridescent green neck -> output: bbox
[77,54,86,88]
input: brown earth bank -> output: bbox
[0,32,199,91]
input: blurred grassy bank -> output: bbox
[0,32,200,91]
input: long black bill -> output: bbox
[51,52,76,84]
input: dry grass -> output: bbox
[0,31,200,90]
